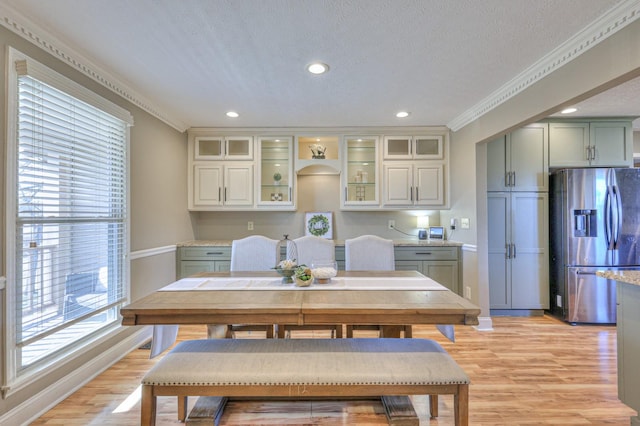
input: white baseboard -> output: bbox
[474,316,493,331]
[0,327,152,426]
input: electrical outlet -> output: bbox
[450,218,457,230]
[388,220,395,229]
[464,286,471,299]
[247,221,254,231]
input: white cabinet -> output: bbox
[192,163,253,208]
[487,123,548,192]
[195,136,253,160]
[548,120,632,168]
[188,131,255,210]
[383,135,443,160]
[341,136,379,208]
[257,137,294,209]
[488,192,549,310]
[383,162,444,207]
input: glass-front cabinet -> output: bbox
[341,136,379,208]
[257,136,294,208]
[383,135,443,160]
[195,136,253,160]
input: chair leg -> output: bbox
[178,396,188,421]
[141,385,156,426]
[429,395,439,418]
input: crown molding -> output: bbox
[0,3,188,132]
[447,0,640,132]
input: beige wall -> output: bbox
[0,26,193,420]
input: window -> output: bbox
[5,48,132,383]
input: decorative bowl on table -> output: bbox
[274,259,297,284]
[310,261,338,284]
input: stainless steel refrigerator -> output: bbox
[549,168,640,324]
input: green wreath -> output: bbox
[307,214,330,236]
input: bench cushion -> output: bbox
[142,338,469,387]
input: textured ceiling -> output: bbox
[3,0,638,130]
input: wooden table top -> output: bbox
[120,270,480,327]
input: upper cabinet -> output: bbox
[381,131,449,209]
[383,135,444,160]
[548,120,632,168]
[195,136,253,160]
[487,123,548,192]
[341,136,379,208]
[257,137,294,208]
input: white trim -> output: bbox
[448,0,640,132]
[0,2,187,132]
[130,245,177,260]
[0,328,152,425]
[461,244,477,253]
[474,316,494,332]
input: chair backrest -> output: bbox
[345,235,395,271]
[230,235,279,271]
[290,236,335,266]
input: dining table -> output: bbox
[120,270,481,423]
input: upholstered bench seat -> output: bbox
[141,338,470,425]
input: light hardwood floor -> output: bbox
[31,315,636,425]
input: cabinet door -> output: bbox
[394,260,423,273]
[549,122,590,167]
[180,260,216,278]
[195,137,224,160]
[193,165,223,206]
[414,136,444,159]
[383,163,413,205]
[225,136,253,159]
[383,136,412,159]
[423,261,459,293]
[488,193,511,309]
[258,137,294,207]
[414,163,444,206]
[342,137,379,207]
[224,164,253,206]
[510,192,549,309]
[486,135,508,191]
[509,123,548,191]
[590,121,632,167]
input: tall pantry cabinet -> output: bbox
[487,123,550,313]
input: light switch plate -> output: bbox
[460,218,470,229]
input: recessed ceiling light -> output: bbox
[396,111,411,118]
[307,62,329,75]
[226,111,239,118]
[561,107,578,114]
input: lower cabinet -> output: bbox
[177,246,231,278]
[617,282,640,426]
[488,192,549,311]
[178,244,461,294]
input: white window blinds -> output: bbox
[13,58,130,369]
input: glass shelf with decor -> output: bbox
[342,136,379,208]
[258,137,294,208]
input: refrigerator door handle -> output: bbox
[612,185,621,248]
[604,187,613,249]
[506,243,511,259]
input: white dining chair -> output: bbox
[344,235,409,338]
[279,236,342,338]
[209,235,279,339]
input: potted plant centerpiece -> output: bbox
[273,259,297,283]
[294,265,312,287]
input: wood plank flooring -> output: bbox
[30,315,636,425]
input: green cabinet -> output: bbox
[178,243,461,294]
[177,246,231,278]
[616,282,640,426]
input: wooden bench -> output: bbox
[141,338,470,426]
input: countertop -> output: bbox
[596,270,640,287]
[177,239,463,248]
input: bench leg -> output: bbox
[178,396,188,421]
[429,395,439,418]
[141,385,156,426]
[454,384,469,426]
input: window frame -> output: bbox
[3,47,132,394]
